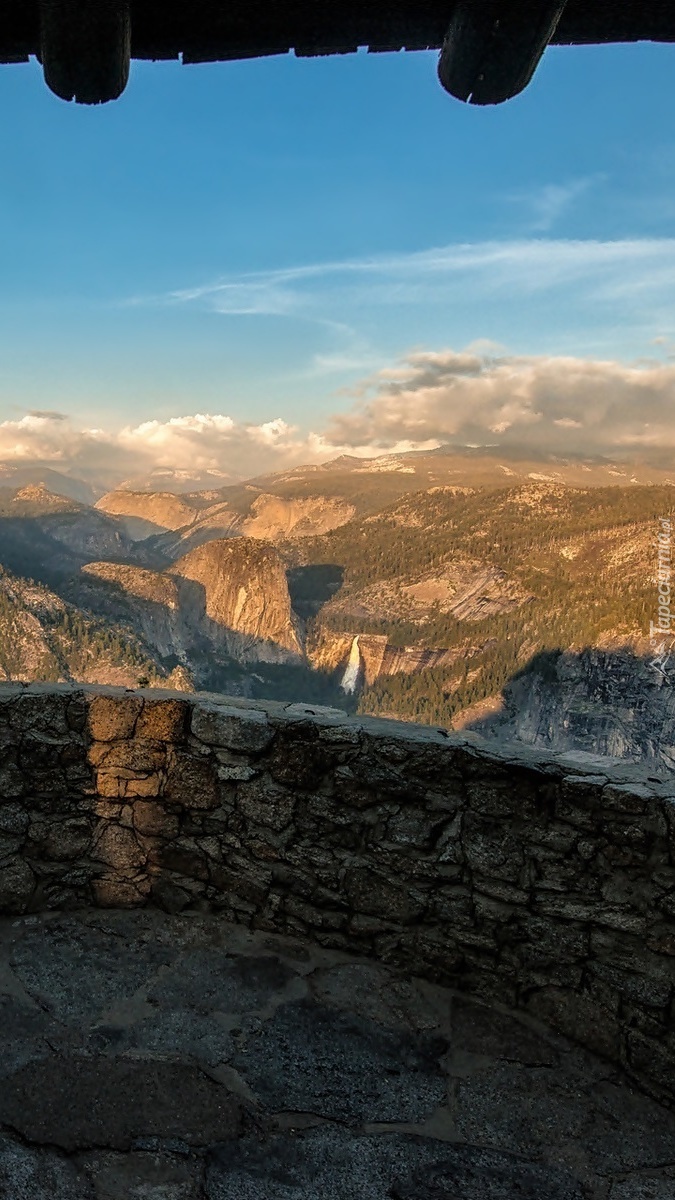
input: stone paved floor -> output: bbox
[0,910,674,1199]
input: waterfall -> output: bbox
[340,636,361,693]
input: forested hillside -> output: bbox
[0,456,671,751]
[292,484,671,725]
[0,565,183,688]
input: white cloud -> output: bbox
[0,410,326,485]
[117,236,675,400]
[326,349,675,461]
[4,347,675,488]
[136,237,675,320]
[509,177,600,232]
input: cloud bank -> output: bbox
[0,411,333,487]
[326,350,675,461]
[2,349,675,489]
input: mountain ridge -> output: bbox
[0,450,672,762]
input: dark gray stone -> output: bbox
[147,951,297,1013]
[0,993,54,1073]
[310,962,443,1032]
[88,1008,235,1068]
[0,1057,249,1151]
[608,1177,675,1200]
[9,918,173,1022]
[450,996,560,1066]
[455,1064,675,1173]
[207,1128,430,1200]
[391,1152,585,1199]
[0,1134,93,1200]
[230,998,447,1122]
[75,1148,202,1200]
[206,1128,584,1200]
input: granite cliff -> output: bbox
[96,487,355,559]
[467,647,675,769]
[79,539,304,678]
[0,564,178,689]
[172,537,304,663]
[0,458,673,765]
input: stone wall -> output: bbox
[1,682,674,1105]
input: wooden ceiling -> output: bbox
[3,1,674,106]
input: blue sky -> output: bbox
[0,42,675,481]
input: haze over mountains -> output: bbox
[0,445,673,769]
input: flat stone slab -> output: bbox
[0,1135,93,1200]
[0,908,673,1199]
[206,1130,585,1200]
[0,1057,249,1152]
[229,996,448,1123]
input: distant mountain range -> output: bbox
[0,447,672,768]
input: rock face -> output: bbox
[80,562,185,661]
[322,562,531,629]
[0,486,133,584]
[80,541,305,669]
[96,487,354,553]
[471,648,675,768]
[172,538,304,662]
[241,493,355,540]
[360,636,463,686]
[95,489,201,539]
[0,681,674,1111]
[148,491,356,563]
[310,629,464,686]
[12,487,131,560]
[0,566,172,689]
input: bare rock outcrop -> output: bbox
[80,540,304,668]
[241,493,355,540]
[172,538,304,663]
[95,490,201,540]
[469,648,675,768]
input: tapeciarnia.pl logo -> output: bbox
[649,517,673,679]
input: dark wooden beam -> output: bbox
[438,0,568,105]
[38,0,131,103]
[0,0,668,106]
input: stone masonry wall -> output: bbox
[1,682,674,1105]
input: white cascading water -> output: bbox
[340,635,361,693]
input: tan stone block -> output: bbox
[122,773,163,798]
[95,740,166,772]
[91,876,148,907]
[88,744,112,767]
[136,698,189,743]
[133,801,180,839]
[92,823,146,873]
[96,772,123,798]
[94,800,122,819]
[87,695,142,742]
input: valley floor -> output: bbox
[1,909,674,1199]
